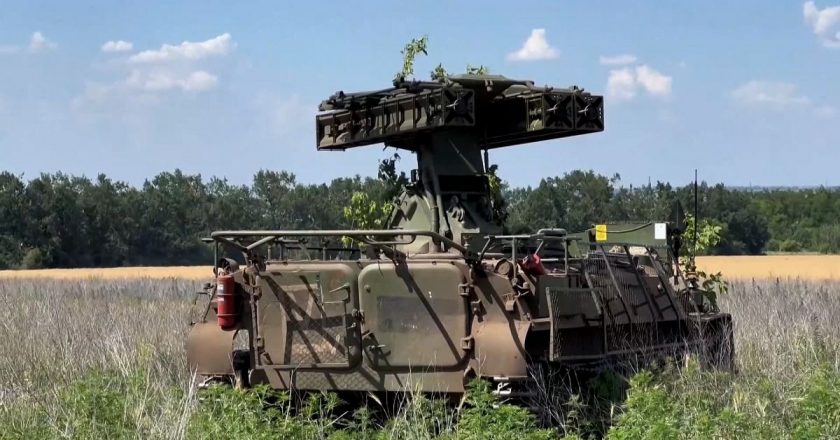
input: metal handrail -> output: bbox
[210,229,477,260]
[478,229,575,262]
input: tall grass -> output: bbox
[605,279,840,439]
[0,279,196,439]
[0,278,838,439]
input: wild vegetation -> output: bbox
[1,277,838,439]
[1,168,839,270]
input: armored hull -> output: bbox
[188,227,733,395]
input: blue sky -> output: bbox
[0,0,838,188]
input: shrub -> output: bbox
[188,385,318,439]
[791,363,840,439]
[608,357,840,440]
[778,239,803,253]
[21,247,47,269]
[455,379,556,440]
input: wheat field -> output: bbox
[0,265,213,280]
[696,255,840,280]
[1,255,839,280]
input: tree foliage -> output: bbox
[341,153,407,245]
[681,214,728,303]
[0,166,836,269]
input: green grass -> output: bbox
[0,366,555,439]
[607,356,840,439]
[0,279,839,439]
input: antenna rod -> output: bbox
[693,169,698,265]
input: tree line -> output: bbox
[0,168,838,269]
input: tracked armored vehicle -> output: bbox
[187,74,733,397]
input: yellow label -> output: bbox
[595,224,607,241]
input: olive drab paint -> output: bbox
[187,73,734,397]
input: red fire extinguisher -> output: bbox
[521,253,547,276]
[216,274,238,329]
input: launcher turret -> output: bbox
[316,74,604,252]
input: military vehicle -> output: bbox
[187,74,733,399]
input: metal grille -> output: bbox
[602,254,654,323]
[276,274,351,367]
[546,287,604,360]
[583,254,657,324]
[285,315,348,365]
[583,257,631,326]
[583,252,665,352]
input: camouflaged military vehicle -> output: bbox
[187,74,733,398]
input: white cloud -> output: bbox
[1,31,58,55]
[506,29,559,61]
[179,71,218,91]
[125,70,218,92]
[731,80,836,118]
[607,68,637,101]
[75,34,229,106]
[731,81,811,107]
[101,40,133,53]
[28,31,57,53]
[635,65,672,96]
[599,54,637,66]
[803,1,840,48]
[606,65,672,101]
[129,33,233,63]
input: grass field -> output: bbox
[1,273,840,437]
[1,255,839,281]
